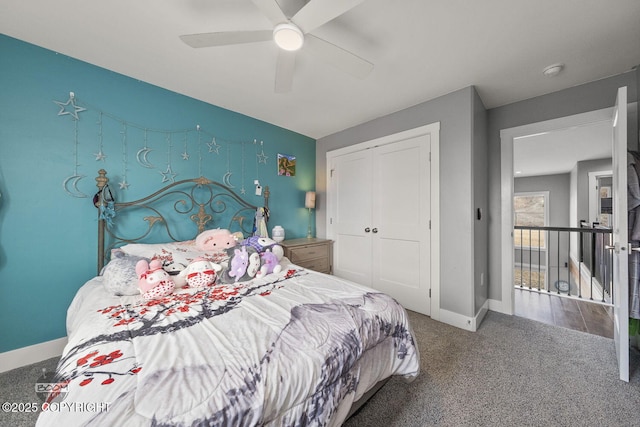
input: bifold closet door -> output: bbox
[371,135,430,315]
[330,134,431,315]
[331,149,373,285]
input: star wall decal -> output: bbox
[207,138,221,154]
[53,95,87,120]
[94,150,107,161]
[181,151,190,160]
[257,151,268,164]
[160,165,177,183]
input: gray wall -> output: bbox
[577,158,613,224]
[317,86,479,318]
[514,173,571,274]
[487,70,638,302]
[473,89,489,314]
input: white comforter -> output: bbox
[36,261,420,426]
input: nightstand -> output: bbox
[280,238,333,274]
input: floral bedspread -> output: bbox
[36,263,420,426]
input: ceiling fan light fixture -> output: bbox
[273,23,304,51]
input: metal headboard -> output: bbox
[94,169,269,273]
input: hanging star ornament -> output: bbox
[207,138,221,154]
[119,180,130,190]
[257,150,268,164]
[94,150,107,161]
[160,165,177,183]
[181,151,190,160]
[53,94,86,120]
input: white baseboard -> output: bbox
[439,309,475,331]
[0,337,67,373]
[474,300,489,330]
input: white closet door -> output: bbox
[372,135,431,315]
[331,149,373,285]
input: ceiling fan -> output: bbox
[179,0,374,93]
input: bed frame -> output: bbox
[94,169,269,273]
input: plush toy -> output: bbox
[255,250,282,279]
[195,228,238,252]
[163,260,187,286]
[227,245,249,282]
[241,236,279,253]
[246,251,261,278]
[178,257,222,289]
[135,259,175,300]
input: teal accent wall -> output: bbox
[0,35,316,353]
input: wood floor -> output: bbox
[514,288,614,338]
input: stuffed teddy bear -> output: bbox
[195,228,238,252]
[135,259,175,300]
[255,250,282,279]
[178,257,222,289]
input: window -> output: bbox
[514,192,548,249]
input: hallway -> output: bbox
[514,288,614,338]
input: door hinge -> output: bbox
[429,151,431,161]
[429,220,431,229]
[429,288,431,298]
[330,169,335,177]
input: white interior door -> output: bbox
[372,135,431,315]
[330,149,373,284]
[612,86,629,382]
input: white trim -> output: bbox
[440,300,488,332]
[500,107,614,317]
[326,122,441,320]
[439,308,475,331]
[488,298,507,314]
[0,337,67,373]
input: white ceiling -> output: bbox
[1,0,639,139]
[513,120,613,178]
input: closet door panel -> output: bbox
[331,149,373,285]
[372,135,431,315]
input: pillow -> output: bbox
[115,241,230,267]
[102,252,149,296]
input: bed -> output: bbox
[36,169,420,426]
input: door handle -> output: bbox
[364,227,371,233]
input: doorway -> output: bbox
[500,107,615,321]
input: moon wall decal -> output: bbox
[136,147,154,168]
[63,174,89,198]
[223,171,234,188]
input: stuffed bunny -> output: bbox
[227,246,249,282]
[135,259,175,300]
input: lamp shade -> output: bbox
[305,191,316,209]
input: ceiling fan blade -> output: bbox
[292,0,365,33]
[305,34,373,79]
[275,50,296,93]
[180,30,272,48]
[251,0,288,26]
